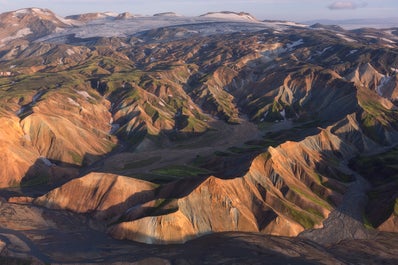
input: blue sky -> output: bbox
[0,0,397,21]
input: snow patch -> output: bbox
[280,109,286,121]
[110,123,120,134]
[201,12,257,22]
[16,106,26,116]
[278,21,307,27]
[376,76,391,96]
[14,9,29,14]
[36,14,275,41]
[230,207,239,229]
[381,37,395,44]
[32,8,50,15]
[68,97,80,107]
[103,12,119,17]
[268,21,307,28]
[39,157,53,167]
[32,91,45,103]
[175,29,199,37]
[0,71,12,77]
[260,111,269,122]
[287,39,304,49]
[57,16,81,26]
[336,33,357,42]
[66,49,75,56]
[54,27,65,33]
[260,44,286,62]
[76,90,95,100]
[347,50,358,56]
[14,8,30,17]
[15,28,33,37]
[263,21,307,30]
[23,134,31,142]
[1,28,32,43]
[317,46,331,55]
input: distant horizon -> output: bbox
[0,0,397,23]
[2,6,398,29]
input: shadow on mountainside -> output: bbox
[2,200,371,265]
[10,53,398,246]
[18,158,80,198]
[299,121,398,245]
[348,146,398,228]
[89,175,210,225]
[1,199,397,264]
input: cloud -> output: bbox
[328,1,367,10]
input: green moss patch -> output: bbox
[123,156,161,169]
[151,165,212,178]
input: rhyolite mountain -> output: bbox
[0,7,397,264]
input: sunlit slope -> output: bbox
[0,9,397,244]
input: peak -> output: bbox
[7,7,74,26]
[0,7,76,43]
[116,12,134,19]
[65,12,117,22]
[12,7,55,17]
[15,7,48,13]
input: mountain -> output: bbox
[310,23,345,31]
[0,8,76,45]
[66,11,119,22]
[0,7,397,264]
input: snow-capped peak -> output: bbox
[14,7,52,16]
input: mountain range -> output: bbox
[0,7,397,264]
[305,17,398,30]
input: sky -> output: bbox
[0,0,397,22]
